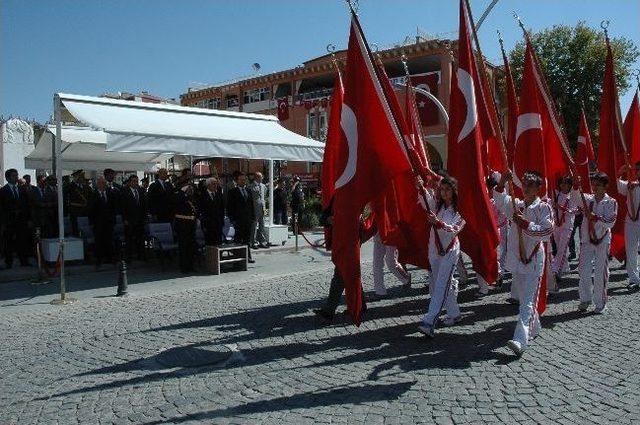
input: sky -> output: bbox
[2,0,639,123]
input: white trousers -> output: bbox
[512,271,542,348]
[423,249,460,326]
[625,222,640,284]
[373,233,409,295]
[499,224,508,272]
[578,241,610,309]
[551,226,572,275]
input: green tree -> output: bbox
[508,22,638,150]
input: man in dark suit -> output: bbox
[43,175,59,238]
[121,174,147,261]
[66,170,90,237]
[0,169,31,268]
[226,172,255,263]
[199,177,225,246]
[103,168,122,214]
[28,175,53,238]
[88,177,117,267]
[147,168,175,223]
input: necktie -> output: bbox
[12,186,18,199]
[134,189,138,203]
[102,191,107,203]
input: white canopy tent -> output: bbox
[26,125,170,171]
[47,93,325,302]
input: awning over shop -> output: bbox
[26,125,168,171]
[56,93,325,162]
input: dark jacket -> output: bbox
[273,186,287,212]
[147,179,175,222]
[0,184,30,226]
[199,189,225,232]
[226,185,255,226]
[88,188,117,228]
[121,187,147,226]
[290,184,304,214]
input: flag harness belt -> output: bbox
[588,201,609,246]
[432,206,458,257]
[555,197,570,227]
[517,206,541,265]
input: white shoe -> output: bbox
[507,340,524,357]
[418,324,435,338]
[593,305,607,314]
[442,315,462,327]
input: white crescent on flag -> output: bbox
[334,104,358,189]
[457,68,477,143]
[513,112,543,188]
[576,136,588,165]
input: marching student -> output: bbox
[571,172,618,313]
[494,171,554,356]
[475,173,508,297]
[617,163,640,290]
[371,232,411,298]
[418,174,466,338]
[550,175,580,292]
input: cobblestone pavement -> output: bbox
[1,256,639,425]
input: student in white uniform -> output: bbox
[476,173,508,297]
[494,171,554,357]
[550,175,580,292]
[372,232,411,297]
[418,175,466,338]
[572,172,618,312]
[617,163,640,290]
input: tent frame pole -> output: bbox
[51,95,74,305]
[268,159,274,226]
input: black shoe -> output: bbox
[251,244,259,249]
[259,243,268,249]
[312,308,334,323]
[248,258,255,264]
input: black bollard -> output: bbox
[31,227,51,285]
[116,238,128,297]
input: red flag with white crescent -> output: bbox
[624,89,640,166]
[330,12,412,325]
[575,108,595,193]
[321,75,344,210]
[277,97,289,121]
[447,0,499,285]
[598,39,628,261]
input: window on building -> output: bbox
[207,98,221,109]
[307,110,328,141]
[226,95,239,108]
[243,87,271,104]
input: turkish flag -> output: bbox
[410,73,440,126]
[598,39,628,261]
[447,0,499,285]
[321,75,344,210]
[624,89,640,166]
[277,97,289,121]
[513,43,547,191]
[575,107,595,193]
[501,46,519,169]
[372,64,430,269]
[330,13,412,325]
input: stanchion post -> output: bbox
[294,213,299,252]
[31,227,50,285]
[116,238,128,296]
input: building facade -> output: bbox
[180,39,502,183]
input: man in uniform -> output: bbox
[67,170,90,236]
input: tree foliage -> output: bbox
[508,22,638,150]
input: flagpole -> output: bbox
[464,0,527,264]
[401,54,433,165]
[345,0,437,218]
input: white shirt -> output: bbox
[617,179,640,225]
[552,190,579,231]
[424,189,465,256]
[493,190,554,274]
[570,189,618,244]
